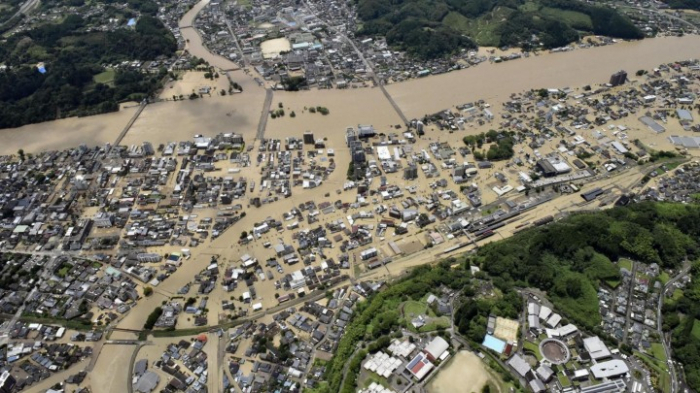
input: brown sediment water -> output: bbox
[0,106,137,154]
[387,35,700,119]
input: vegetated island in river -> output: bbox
[357,0,644,59]
[309,201,700,393]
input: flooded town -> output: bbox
[0,0,699,392]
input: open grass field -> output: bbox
[523,340,542,361]
[403,300,432,317]
[93,69,116,86]
[658,271,670,285]
[605,277,620,289]
[618,258,633,271]
[418,317,451,333]
[650,342,667,363]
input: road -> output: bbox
[0,286,37,345]
[223,14,248,69]
[109,100,147,154]
[2,0,40,27]
[623,260,638,343]
[255,88,273,141]
[300,0,409,125]
[622,5,699,29]
[657,264,691,393]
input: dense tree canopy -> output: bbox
[0,6,175,129]
[664,260,700,391]
[469,203,699,330]
[662,0,700,11]
[357,0,642,57]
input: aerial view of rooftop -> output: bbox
[1,0,700,392]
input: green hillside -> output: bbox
[357,0,644,58]
[0,1,176,129]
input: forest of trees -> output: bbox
[663,260,700,390]
[469,203,698,329]
[463,130,515,161]
[360,16,476,59]
[663,0,700,11]
[0,0,23,25]
[0,4,176,129]
[357,0,642,58]
[539,0,644,39]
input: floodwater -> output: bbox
[0,106,137,155]
[2,0,699,158]
[85,344,135,393]
[387,35,700,118]
[121,91,265,147]
[427,351,492,393]
[261,38,291,59]
[179,0,260,92]
[179,0,232,71]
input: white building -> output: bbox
[583,336,611,360]
[590,359,629,379]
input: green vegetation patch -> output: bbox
[21,313,93,330]
[664,0,700,11]
[605,277,620,289]
[650,342,667,363]
[93,69,116,86]
[523,340,542,360]
[357,0,641,57]
[666,288,683,306]
[417,316,451,333]
[558,373,571,386]
[618,258,633,271]
[57,266,70,278]
[636,352,671,393]
[691,319,700,340]
[442,8,513,47]
[402,300,432,317]
[539,7,592,30]
[360,371,391,389]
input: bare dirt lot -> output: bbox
[427,351,497,393]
